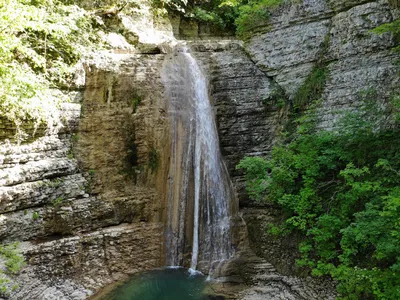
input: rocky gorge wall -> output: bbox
[0,52,170,298]
[206,0,399,277]
[0,1,174,298]
[0,0,398,299]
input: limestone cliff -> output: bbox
[0,54,169,299]
[230,0,399,277]
[0,1,172,298]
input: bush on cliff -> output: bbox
[234,0,286,36]
[0,242,25,296]
[161,0,295,37]
[237,90,400,299]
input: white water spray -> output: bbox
[162,46,235,273]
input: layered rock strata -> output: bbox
[0,52,169,298]
[214,0,399,278]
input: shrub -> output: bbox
[293,66,327,110]
[237,90,400,299]
[235,0,284,36]
[52,197,64,206]
[32,211,40,220]
[162,0,299,38]
[371,18,400,52]
[188,0,240,32]
[0,242,25,296]
[131,92,143,113]
[0,243,25,275]
[148,146,159,173]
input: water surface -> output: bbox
[161,46,235,271]
[100,268,207,300]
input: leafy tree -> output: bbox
[0,0,102,141]
[161,0,295,36]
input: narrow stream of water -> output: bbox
[161,46,235,272]
[95,45,236,299]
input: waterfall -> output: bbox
[161,46,235,273]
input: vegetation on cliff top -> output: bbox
[3,0,398,141]
[160,0,295,36]
[0,0,103,141]
[165,0,400,39]
[0,0,284,142]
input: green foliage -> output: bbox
[71,133,79,143]
[261,85,287,108]
[0,242,25,296]
[0,243,25,275]
[0,0,102,140]
[188,0,240,31]
[236,156,270,201]
[148,146,159,173]
[235,0,283,37]
[163,0,300,37]
[32,211,40,220]
[192,6,225,28]
[371,19,400,35]
[67,150,74,159]
[392,94,400,121]
[267,223,289,236]
[52,196,64,206]
[237,90,400,299]
[293,66,327,110]
[131,93,142,113]
[46,177,64,188]
[371,18,400,52]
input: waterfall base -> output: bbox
[91,267,227,300]
[162,45,237,273]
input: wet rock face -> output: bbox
[0,53,169,298]
[189,41,286,207]
[211,0,399,282]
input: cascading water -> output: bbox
[161,46,236,273]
